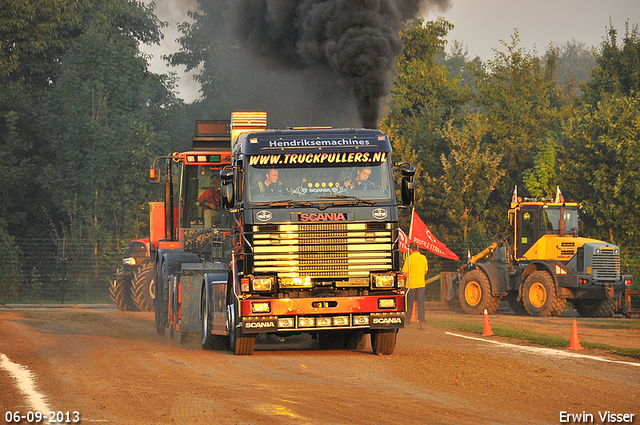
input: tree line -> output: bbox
[1,0,638,301]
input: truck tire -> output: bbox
[344,331,367,350]
[131,260,155,312]
[506,291,529,316]
[227,296,255,355]
[371,329,397,355]
[154,261,168,335]
[574,299,615,318]
[458,270,500,315]
[522,271,566,317]
[110,268,138,311]
[319,332,345,350]
[201,288,227,350]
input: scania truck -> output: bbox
[150,112,415,355]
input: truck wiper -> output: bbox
[317,195,375,206]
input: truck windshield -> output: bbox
[247,161,393,203]
[182,165,230,228]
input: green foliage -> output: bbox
[0,225,23,300]
[523,136,557,199]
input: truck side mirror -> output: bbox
[220,169,235,209]
[150,168,161,184]
[400,165,415,206]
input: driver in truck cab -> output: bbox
[251,169,283,197]
[345,166,376,190]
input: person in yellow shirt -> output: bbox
[402,242,428,329]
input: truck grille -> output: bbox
[592,249,620,281]
[252,222,393,279]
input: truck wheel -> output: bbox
[574,299,615,318]
[110,268,138,311]
[201,288,227,350]
[227,297,255,355]
[131,260,155,312]
[154,261,168,335]
[344,331,367,350]
[506,291,529,316]
[458,270,500,315]
[522,271,566,317]
[371,329,397,355]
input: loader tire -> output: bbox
[371,329,397,355]
[110,268,137,311]
[458,270,500,315]
[574,299,615,318]
[131,260,155,312]
[344,331,367,350]
[319,332,345,350]
[522,271,566,317]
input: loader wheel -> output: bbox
[201,287,227,350]
[131,260,155,312]
[522,271,566,317]
[506,291,529,316]
[574,299,615,318]
[227,294,255,355]
[110,268,138,311]
[154,261,168,335]
[458,270,500,315]
[319,332,345,350]
[371,329,397,355]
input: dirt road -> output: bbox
[1,306,638,425]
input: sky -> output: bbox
[141,0,640,103]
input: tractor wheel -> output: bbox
[201,287,227,350]
[522,271,566,317]
[574,299,615,318]
[371,329,397,355]
[227,294,255,355]
[458,270,501,315]
[131,260,155,312]
[344,331,367,350]
[110,268,137,311]
[506,291,529,316]
[154,261,168,335]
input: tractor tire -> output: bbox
[227,294,255,355]
[522,271,566,317]
[371,329,397,355]
[201,287,227,350]
[574,299,616,318]
[506,291,529,316]
[458,270,501,315]
[110,268,138,311]
[344,331,367,350]
[154,261,168,335]
[131,260,155,312]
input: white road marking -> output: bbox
[445,332,640,368]
[0,353,51,412]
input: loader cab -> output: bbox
[511,202,580,260]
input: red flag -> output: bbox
[409,210,459,260]
[398,228,409,253]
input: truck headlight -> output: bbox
[372,274,395,289]
[378,298,396,309]
[252,276,274,292]
[251,302,271,313]
[280,276,312,289]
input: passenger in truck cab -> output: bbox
[347,166,376,190]
[251,168,283,197]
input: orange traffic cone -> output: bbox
[482,309,493,336]
[411,304,417,322]
[569,319,584,350]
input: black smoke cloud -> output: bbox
[223,0,451,128]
